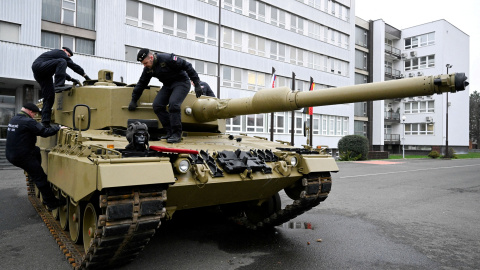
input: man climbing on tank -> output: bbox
[31,47,91,128]
[191,80,215,97]
[6,103,65,211]
[128,48,203,143]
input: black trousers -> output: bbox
[152,80,190,132]
[7,146,56,204]
[32,59,68,123]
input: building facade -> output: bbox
[0,0,469,153]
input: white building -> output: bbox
[368,19,470,154]
[0,0,469,154]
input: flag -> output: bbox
[308,78,315,115]
[270,67,276,88]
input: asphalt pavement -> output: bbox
[1,158,479,270]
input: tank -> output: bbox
[28,69,468,269]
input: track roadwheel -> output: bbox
[35,185,40,198]
[69,200,85,244]
[83,203,98,252]
[245,193,281,224]
[59,194,69,231]
[52,189,60,220]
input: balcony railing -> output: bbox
[384,134,400,144]
[384,44,401,59]
[384,111,400,122]
[385,67,402,79]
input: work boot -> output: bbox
[54,85,72,93]
[160,128,172,140]
[167,126,182,143]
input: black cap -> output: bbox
[62,46,74,56]
[23,103,40,112]
[137,48,150,62]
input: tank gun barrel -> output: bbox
[191,73,468,122]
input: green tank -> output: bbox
[29,69,468,269]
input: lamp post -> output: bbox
[402,115,406,159]
[445,64,452,157]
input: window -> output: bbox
[126,0,153,29]
[405,123,434,135]
[405,55,435,71]
[248,35,265,56]
[274,112,286,133]
[270,41,285,61]
[196,20,217,44]
[223,28,241,51]
[355,26,368,47]
[313,114,320,135]
[248,0,265,21]
[322,115,328,135]
[198,0,219,6]
[226,116,242,131]
[290,15,304,35]
[405,101,435,114]
[405,32,435,49]
[270,7,286,28]
[125,46,140,62]
[42,0,95,30]
[0,21,20,42]
[328,116,335,135]
[247,71,266,91]
[247,114,265,133]
[222,66,242,88]
[224,0,243,14]
[42,31,95,55]
[290,47,304,66]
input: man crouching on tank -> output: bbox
[128,48,204,143]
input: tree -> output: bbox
[470,91,480,149]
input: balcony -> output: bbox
[384,111,400,123]
[385,67,402,80]
[384,134,400,144]
[384,44,401,59]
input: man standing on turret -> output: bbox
[128,48,203,143]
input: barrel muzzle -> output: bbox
[454,73,469,91]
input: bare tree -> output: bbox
[470,91,480,149]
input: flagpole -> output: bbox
[309,77,314,146]
[291,72,295,146]
[270,67,275,142]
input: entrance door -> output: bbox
[0,95,16,138]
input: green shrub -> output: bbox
[337,135,369,161]
[339,150,362,161]
[428,150,440,159]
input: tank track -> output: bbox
[228,172,332,230]
[26,176,166,269]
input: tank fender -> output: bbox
[97,157,176,189]
[297,155,339,174]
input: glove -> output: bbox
[128,100,137,111]
[194,82,202,98]
[70,78,80,85]
[84,75,91,81]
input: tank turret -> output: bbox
[29,70,467,269]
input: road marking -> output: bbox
[339,164,480,179]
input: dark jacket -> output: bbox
[32,49,85,81]
[131,53,200,102]
[199,81,215,97]
[6,112,59,162]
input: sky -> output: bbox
[355,0,480,95]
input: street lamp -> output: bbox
[402,115,406,159]
[445,64,452,157]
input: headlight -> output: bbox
[290,156,298,167]
[175,159,190,173]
